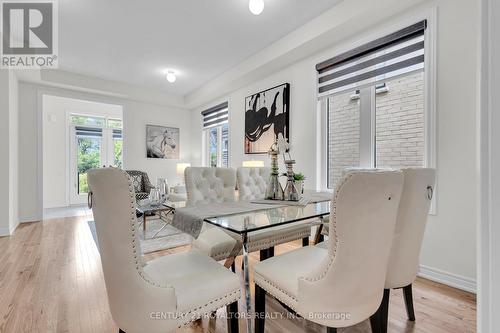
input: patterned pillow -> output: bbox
[130,174,143,193]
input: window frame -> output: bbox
[317,12,437,214]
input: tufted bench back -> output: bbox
[236,167,271,201]
[185,167,236,206]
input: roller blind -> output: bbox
[75,126,102,138]
[202,102,228,128]
[316,20,427,99]
[112,129,122,139]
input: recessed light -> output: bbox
[166,70,176,83]
[249,0,264,15]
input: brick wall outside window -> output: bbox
[328,72,425,189]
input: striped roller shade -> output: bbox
[75,126,102,137]
[202,102,229,128]
[316,20,427,99]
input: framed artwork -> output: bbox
[244,83,290,154]
[146,125,180,159]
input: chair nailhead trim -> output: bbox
[303,174,351,282]
[176,289,241,327]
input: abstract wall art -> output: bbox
[244,83,290,154]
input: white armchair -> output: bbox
[252,170,404,333]
[88,168,241,333]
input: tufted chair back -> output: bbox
[236,167,271,201]
[385,168,436,289]
[88,168,177,333]
[185,167,237,206]
[298,170,404,327]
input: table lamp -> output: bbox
[176,163,191,184]
[242,160,265,168]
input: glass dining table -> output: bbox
[204,201,331,333]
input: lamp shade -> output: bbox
[242,160,265,168]
[176,163,191,179]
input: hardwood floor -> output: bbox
[0,216,476,333]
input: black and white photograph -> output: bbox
[244,83,290,154]
[146,125,179,159]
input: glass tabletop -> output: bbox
[204,201,330,234]
[136,200,186,214]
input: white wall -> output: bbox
[191,0,479,286]
[0,69,19,236]
[18,83,192,221]
[42,95,123,208]
[123,100,192,188]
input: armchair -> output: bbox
[125,170,154,202]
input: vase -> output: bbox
[295,180,304,194]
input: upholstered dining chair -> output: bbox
[88,168,241,333]
[236,167,271,201]
[378,168,436,333]
[190,167,312,263]
[252,170,404,333]
[236,166,311,254]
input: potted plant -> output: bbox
[293,172,306,194]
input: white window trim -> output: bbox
[316,7,438,214]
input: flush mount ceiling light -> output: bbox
[166,70,176,83]
[249,0,264,15]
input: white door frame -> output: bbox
[479,0,499,331]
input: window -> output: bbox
[206,123,229,167]
[69,114,123,204]
[317,21,431,190]
[202,102,229,167]
[325,73,425,189]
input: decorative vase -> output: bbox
[295,180,304,194]
[149,188,161,206]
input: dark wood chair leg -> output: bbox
[313,223,324,244]
[227,300,239,333]
[370,306,382,333]
[403,284,416,321]
[302,236,309,247]
[255,284,266,333]
[259,248,270,261]
[327,327,337,333]
[380,289,390,333]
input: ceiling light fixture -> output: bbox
[249,0,264,15]
[166,70,176,83]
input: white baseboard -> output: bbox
[19,215,41,223]
[418,265,476,293]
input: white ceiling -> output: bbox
[58,0,340,96]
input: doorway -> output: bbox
[42,95,123,216]
[68,115,123,204]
